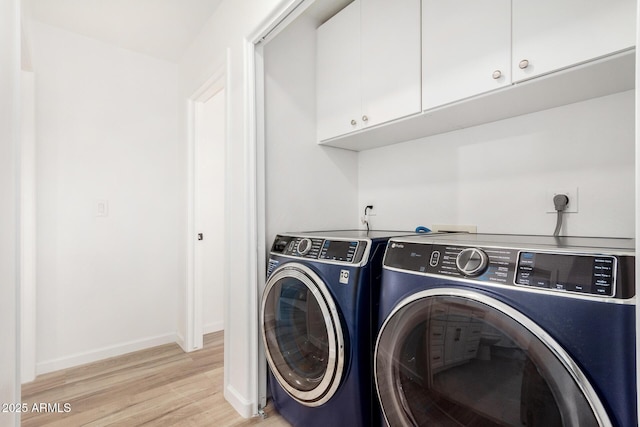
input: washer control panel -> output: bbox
[271,235,365,264]
[384,241,627,298]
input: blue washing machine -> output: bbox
[261,230,416,427]
[375,233,636,427]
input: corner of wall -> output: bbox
[224,384,255,419]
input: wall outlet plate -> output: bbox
[546,188,578,213]
[95,200,109,217]
[431,224,477,233]
[364,202,376,216]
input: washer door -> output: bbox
[375,288,610,427]
[261,263,345,407]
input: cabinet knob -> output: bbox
[519,59,530,69]
[362,115,369,122]
[350,119,357,126]
[492,70,502,79]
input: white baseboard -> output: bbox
[225,383,254,419]
[203,321,224,335]
[35,333,178,376]
[175,331,186,352]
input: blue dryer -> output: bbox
[261,230,413,427]
[375,233,636,427]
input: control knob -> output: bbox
[297,238,313,256]
[456,248,489,276]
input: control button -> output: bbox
[297,238,313,256]
[273,239,288,253]
[534,279,550,288]
[429,251,441,267]
[455,248,489,277]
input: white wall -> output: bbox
[178,0,294,418]
[31,21,182,373]
[0,0,20,425]
[263,7,359,245]
[359,90,636,237]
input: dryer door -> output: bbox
[261,263,345,407]
[375,288,610,427]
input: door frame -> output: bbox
[185,53,229,352]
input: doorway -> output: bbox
[196,88,226,335]
[185,63,228,352]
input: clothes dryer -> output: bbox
[261,230,415,427]
[375,233,635,426]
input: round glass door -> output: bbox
[261,263,345,406]
[375,288,609,427]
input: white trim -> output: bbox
[184,97,199,353]
[224,384,254,419]
[255,0,315,45]
[222,47,234,415]
[20,70,36,384]
[36,333,178,375]
[185,58,229,353]
[243,34,260,417]
[253,40,268,410]
[175,331,185,351]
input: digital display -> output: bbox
[320,240,358,262]
[516,252,614,296]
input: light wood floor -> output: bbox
[21,332,291,426]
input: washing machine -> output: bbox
[375,233,635,427]
[261,230,417,427]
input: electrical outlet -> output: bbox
[546,188,578,213]
[364,203,376,216]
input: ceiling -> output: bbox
[28,0,224,63]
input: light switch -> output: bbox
[96,200,109,217]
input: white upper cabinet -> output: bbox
[318,0,636,151]
[316,1,361,142]
[422,0,511,110]
[317,0,421,142]
[512,0,637,81]
[360,0,422,127]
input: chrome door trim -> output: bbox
[261,263,345,406]
[374,287,613,427]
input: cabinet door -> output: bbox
[316,0,362,141]
[444,323,468,365]
[361,0,421,128]
[422,0,511,110]
[512,0,637,82]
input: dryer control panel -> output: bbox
[271,235,367,265]
[515,251,614,296]
[384,241,635,299]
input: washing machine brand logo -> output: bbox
[339,270,350,285]
[391,243,405,249]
